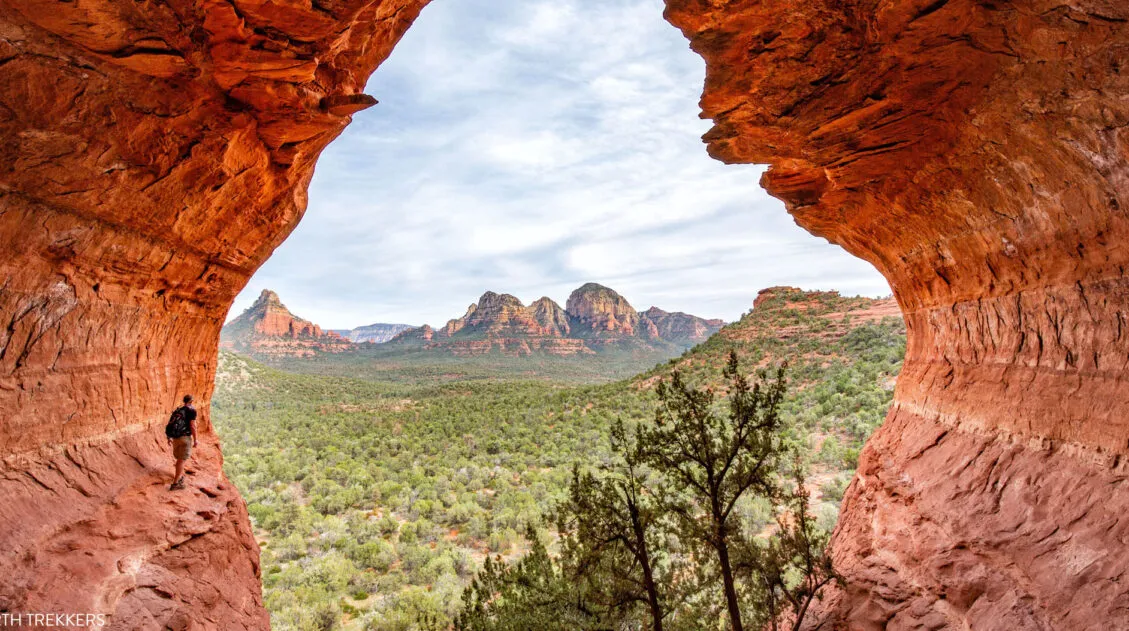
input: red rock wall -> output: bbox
[3,0,1127,628]
[0,0,428,626]
[665,0,1129,628]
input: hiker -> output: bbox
[165,394,198,490]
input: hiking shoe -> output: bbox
[170,478,186,491]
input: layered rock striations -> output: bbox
[389,283,724,356]
[4,0,1128,627]
[221,290,351,357]
[0,0,427,626]
[666,0,1129,628]
[566,282,642,338]
[530,296,572,338]
[458,291,545,337]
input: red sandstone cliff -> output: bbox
[1,0,1127,628]
[664,0,1129,627]
[566,282,642,338]
[455,291,546,338]
[530,296,573,338]
[0,0,427,626]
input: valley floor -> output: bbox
[211,288,905,630]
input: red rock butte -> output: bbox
[0,0,1125,629]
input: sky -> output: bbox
[227,0,890,329]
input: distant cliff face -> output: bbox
[390,283,724,356]
[461,291,544,336]
[530,296,571,337]
[334,322,415,344]
[641,307,726,345]
[221,290,351,357]
[566,283,641,337]
[391,324,435,343]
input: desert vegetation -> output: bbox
[212,289,905,630]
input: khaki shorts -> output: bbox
[172,436,193,460]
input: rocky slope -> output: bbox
[388,283,724,356]
[332,322,415,344]
[221,290,351,358]
[1,0,1127,628]
[638,285,903,391]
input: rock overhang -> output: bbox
[1,0,1127,628]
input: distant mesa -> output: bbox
[388,282,725,356]
[635,286,902,387]
[221,289,352,358]
[729,286,900,344]
[222,284,726,359]
[332,322,415,344]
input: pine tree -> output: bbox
[456,351,838,631]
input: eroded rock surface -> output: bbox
[665,0,1129,628]
[0,0,428,626]
[641,306,726,344]
[1,430,266,630]
[566,282,643,338]
[3,0,1127,628]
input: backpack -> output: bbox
[165,406,191,439]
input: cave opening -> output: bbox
[208,2,901,627]
[227,0,889,332]
[1,0,1128,628]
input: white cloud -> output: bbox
[230,0,890,329]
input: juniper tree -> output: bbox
[555,419,677,631]
[736,466,839,631]
[453,526,615,631]
[639,351,788,631]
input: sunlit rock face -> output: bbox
[0,0,428,626]
[566,282,643,337]
[221,290,352,357]
[666,0,1129,628]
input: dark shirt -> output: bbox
[182,406,198,423]
[179,405,198,430]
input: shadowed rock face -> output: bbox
[640,306,725,344]
[665,0,1129,627]
[1,0,1126,628]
